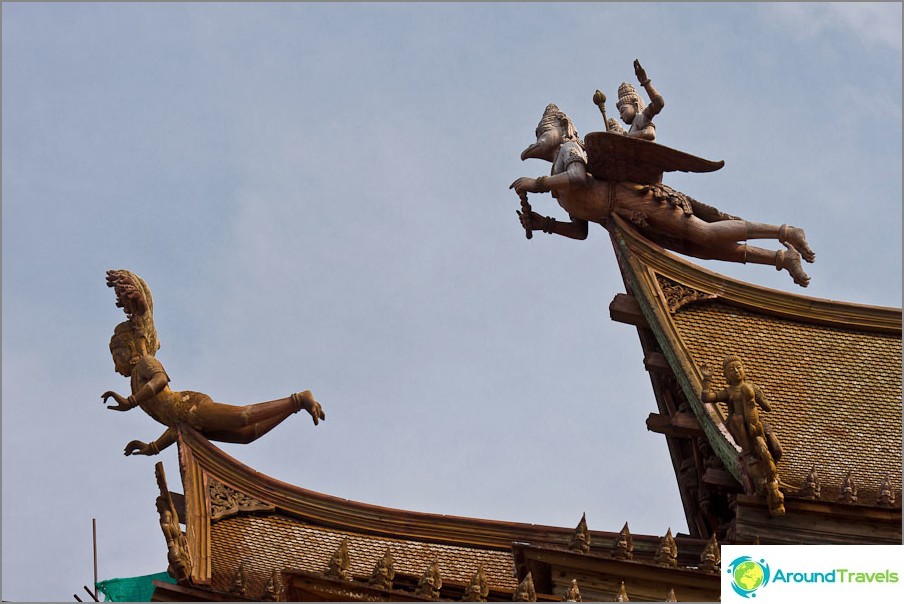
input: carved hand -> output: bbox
[124,440,155,456]
[102,390,133,411]
[509,176,543,198]
[634,59,649,85]
[699,363,713,382]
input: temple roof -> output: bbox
[157,424,719,601]
[607,215,901,542]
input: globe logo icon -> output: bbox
[727,556,771,598]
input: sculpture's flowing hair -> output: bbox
[107,269,159,354]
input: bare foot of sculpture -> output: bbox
[779,225,815,263]
[776,244,810,288]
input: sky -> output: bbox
[2,3,901,601]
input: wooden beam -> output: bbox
[703,468,743,491]
[609,293,646,326]
[645,412,703,438]
[643,352,670,373]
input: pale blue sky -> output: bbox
[2,3,901,601]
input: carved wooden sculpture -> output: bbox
[701,357,785,516]
[155,462,192,584]
[510,60,816,287]
[562,579,582,602]
[513,572,537,602]
[102,270,325,456]
[415,559,442,600]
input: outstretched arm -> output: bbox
[125,427,176,456]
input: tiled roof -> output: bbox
[672,302,902,503]
[209,514,517,599]
[608,214,902,510]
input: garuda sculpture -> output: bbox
[101,269,325,456]
[510,60,816,287]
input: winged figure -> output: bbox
[102,269,325,456]
[510,60,815,287]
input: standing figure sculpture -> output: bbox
[701,356,785,516]
[510,60,815,287]
[101,270,325,456]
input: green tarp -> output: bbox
[95,571,176,602]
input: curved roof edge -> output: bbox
[609,215,901,334]
[175,424,670,551]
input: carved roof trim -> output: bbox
[611,215,901,334]
[174,424,635,551]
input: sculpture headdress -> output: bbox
[536,103,581,143]
[107,269,159,356]
[616,82,645,111]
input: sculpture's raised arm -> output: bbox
[509,61,817,288]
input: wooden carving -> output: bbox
[101,270,325,456]
[510,61,815,287]
[838,471,858,504]
[657,276,718,314]
[613,522,633,560]
[368,548,395,591]
[230,560,247,597]
[665,588,678,602]
[415,559,443,600]
[654,529,678,568]
[562,579,582,602]
[699,534,720,574]
[568,513,590,553]
[798,465,821,500]
[209,477,275,521]
[462,566,489,602]
[325,538,352,581]
[877,476,895,508]
[701,356,785,516]
[615,581,630,602]
[154,462,192,585]
[261,570,281,601]
[513,572,537,602]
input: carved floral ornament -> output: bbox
[656,275,718,314]
[208,477,275,521]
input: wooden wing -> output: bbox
[584,131,724,184]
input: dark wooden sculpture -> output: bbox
[102,269,325,456]
[510,60,815,287]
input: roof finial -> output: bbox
[513,572,537,602]
[568,512,590,553]
[654,528,678,568]
[369,547,395,591]
[562,579,582,602]
[798,465,821,500]
[699,533,720,573]
[415,559,443,600]
[324,538,352,581]
[877,475,895,507]
[615,581,630,602]
[462,565,489,602]
[838,470,858,504]
[665,588,678,602]
[613,522,634,560]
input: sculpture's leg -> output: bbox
[680,241,810,287]
[746,222,815,263]
[199,395,305,432]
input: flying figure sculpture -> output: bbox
[510,60,815,287]
[101,269,325,456]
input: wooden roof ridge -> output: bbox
[608,214,901,334]
[175,424,654,554]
